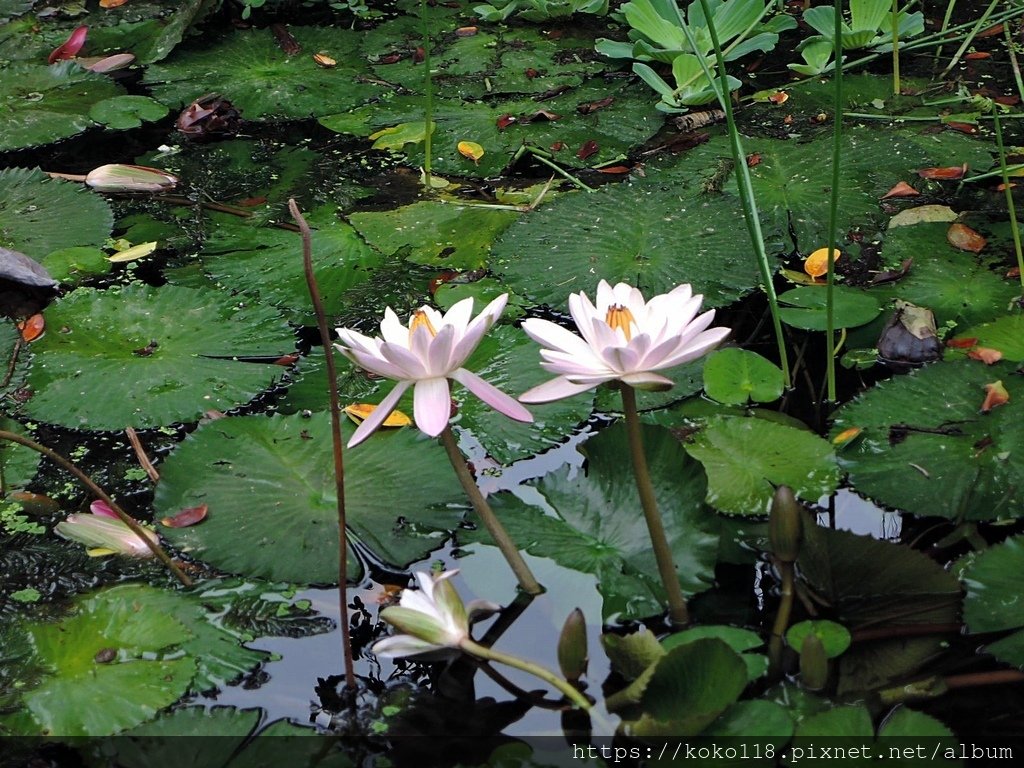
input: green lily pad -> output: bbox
[23,284,294,430]
[682,415,839,515]
[491,181,770,311]
[0,62,124,151]
[155,412,463,584]
[778,286,881,331]
[89,95,169,130]
[628,639,749,738]
[872,223,1020,328]
[703,348,784,405]
[831,359,1024,520]
[463,423,719,620]
[0,585,195,736]
[0,417,42,490]
[794,705,957,760]
[145,27,380,118]
[786,620,851,659]
[703,699,794,743]
[963,535,1024,668]
[0,168,113,256]
[956,314,1024,362]
[662,625,768,682]
[38,246,111,285]
[349,201,518,270]
[198,207,380,324]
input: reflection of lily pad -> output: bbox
[145,27,380,118]
[465,423,719,620]
[156,413,463,584]
[199,208,380,324]
[0,168,113,256]
[831,359,1024,520]
[0,62,124,151]
[963,535,1024,669]
[24,284,294,429]
[683,415,838,515]
[491,181,769,310]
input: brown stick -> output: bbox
[0,430,191,586]
[945,670,1024,690]
[124,427,160,483]
[288,199,356,691]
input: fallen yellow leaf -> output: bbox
[457,141,485,164]
[108,241,157,263]
[803,247,841,279]
[344,403,412,428]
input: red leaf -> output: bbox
[161,504,208,528]
[577,97,614,115]
[577,140,599,160]
[981,380,1009,412]
[17,314,44,342]
[945,122,979,135]
[379,52,402,64]
[550,141,565,152]
[524,67,540,79]
[946,337,978,349]
[273,354,299,366]
[880,181,919,199]
[496,114,517,131]
[597,165,631,174]
[1008,267,1021,279]
[917,164,968,180]
[413,47,425,63]
[947,222,987,253]
[746,153,762,168]
[48,25,88,64]
[964,52,991,60]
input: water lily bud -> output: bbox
[557,607,589,683]
[769,485,803,563]
[85,164,178,193]
[799,632,829,691]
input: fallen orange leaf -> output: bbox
[946,337,978,349]
[161,504,208,528]
[945,122,979,135]
[947,222,987,253]
[100,0,130,7]
[832,427,862,446]
[918,164,968,180]
[968,347,1003,365]
[981,380,1009,412]
[457,141,484,165]
[964,52,991,60]
[344,403,412,428]
[881,181,919,199]
[17,314,44,342]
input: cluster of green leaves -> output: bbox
[595,0,795,112]
[475,0,608,23]
[790,0,924,76]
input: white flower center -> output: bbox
[410,309,438,338]
[605,305,635,341]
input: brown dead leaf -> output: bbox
[981,380,1009,412]
[881,181,919,199]
[161,504,208,528]
[917,164,968,180]
[968,347,1003,365]
[947,222,987,253]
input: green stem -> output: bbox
[685,0,791,388]
[1005,23,1024,105]
[440,426,542,595]
[289,200,356,691]
[824,1,844,406]
[940,0,1000,79]
[933,0,958,69]
[891,0,900,95]
[768,561,795,671]
[460,638,591,710]
[620,385,688,627]
[991,109,1024,291]
[420,0,434,188]
[0,430,191,587]
[522,147,596,192]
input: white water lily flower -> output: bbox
[372,569,500,659]
[336,294,533,447]
[519,280,730,403]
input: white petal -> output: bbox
[336,327,380,356]
[657,327,731,369]
[380,307,410,346]
[519,376,599,403]
[451,368,533,423]
[604,344,642,373]
[347,381,411,448]
[413,377,452,436]
[425,323,457,375]
[337,347,408,381]
[380,342,429,379]
[567,291,602,350]
[620,371,675,389]
[538,349,610,377]
[371,634,447,658]
[448,315,490,370]
[440,296,476,335]
[594,280,615,313]
[521,318,594,357]
[475,293,509,327]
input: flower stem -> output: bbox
[768,561,795,672]
[0,430,191,587]
[420,0,434,189]
[460,638,591,710]
[439,425,542,595]
[991,108,1024,291]
[619,385,688,628]
[289,199,356,691]
[824,1,844,405]
[891,0,900,96]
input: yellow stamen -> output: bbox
[410,309,438,337]
[605,305,635,341]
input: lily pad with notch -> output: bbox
[702,348,784,405]
[831,359,1024,520]
[155,412,464,584]
[778,286,881,331]
[89,95,169,130]
[681,415,839,515]
[23,284,295,430]
[962,534,1024,669]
